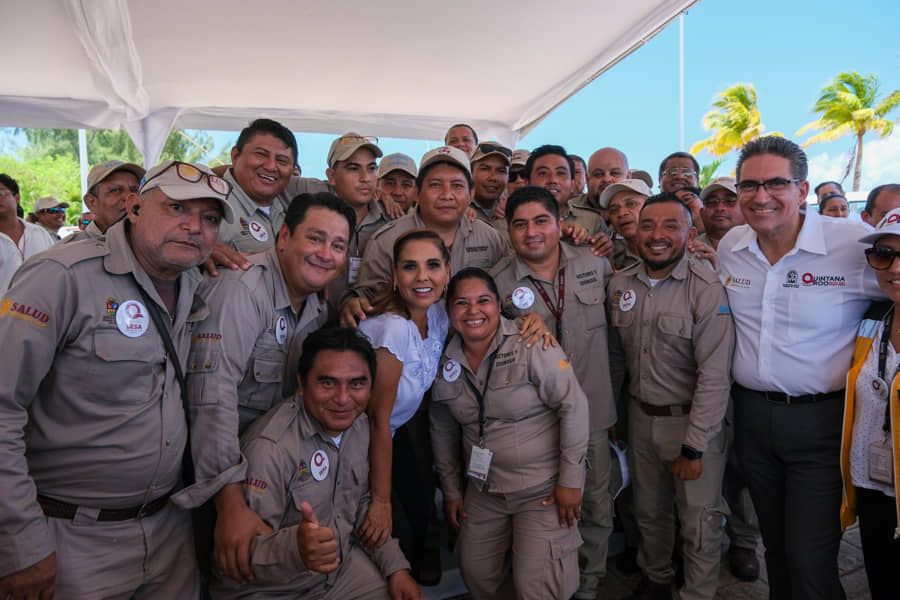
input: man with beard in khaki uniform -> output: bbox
[0,160,233,599]
[490,186,616,599]
[608,194,733,600]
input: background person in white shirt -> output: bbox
[717,136,882,600]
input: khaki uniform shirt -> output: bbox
[0,222,205,576]
[490,243,617,431]
[430,318,589,500]
[327,200,389,304]
[607,255,735,451]
[566,194,610,237]
[211,401,409,598]
[280,175,332,206]
[349,208,508,303]
[177,249,328,508]
[63,220,105,244]
[216,169,287,254]
[611,237,641,272]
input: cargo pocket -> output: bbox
[574,287,607,330]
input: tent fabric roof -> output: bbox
[1,0,698,163]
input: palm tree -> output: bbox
[797,71,900,191]
[699,158,724,188]
[691,84,775,157]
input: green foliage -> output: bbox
[797,71,900,190]
[0,153,82,224]
[699,159,725,188]
[690,83,780,158]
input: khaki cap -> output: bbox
[87,160,146,190]
[598,179,652,209]
[33,196,69,212]
[630,169,654,190]
[511,149,530,168]
[471,141,512,166]
[378,153,417,178]
[700,176,737,202]
[327,132,383,168]
[140,160,235,223]
[419,146,471,176]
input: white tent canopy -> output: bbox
[1,0,698,164]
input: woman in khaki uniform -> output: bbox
[430,267,589,600]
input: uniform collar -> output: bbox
[297,399,364,448]
[359,199,386,229]
[444,316,518,374]
[263,247,293,312]
[470,200,497,222]
[568,193,601,214]
[512,242,570,283]
[225,168,280,218]
[412,207,469,241]
[636,252,690,287]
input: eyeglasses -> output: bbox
[39,207,67,214]
[142,161,232,197]
[865,246,900,271]
[475,143,512,158]
[702,197,738,208]
[736,177,801,196]
[508,169,526,182]
[661,167,697,178]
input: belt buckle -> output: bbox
[135,501,150,519]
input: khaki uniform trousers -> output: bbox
[576,429,613,598]
[630,406,727,600]
[47,503,200,600]
[458,480,582,600]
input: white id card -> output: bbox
[467,446,493,482]
[868,438,894,485]
[348,257,362,285]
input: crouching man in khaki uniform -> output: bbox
[607,194,734,600]
[211,327,423,600]
[0,160,234,599]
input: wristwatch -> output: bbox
[680,445,703,460]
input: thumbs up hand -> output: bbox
[297,501,340,573]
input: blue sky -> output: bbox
[2,0,898,193]
[256,0,899,192]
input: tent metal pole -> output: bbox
[78,128,88,212]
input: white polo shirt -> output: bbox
[718,209,882,395]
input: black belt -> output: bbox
[38,491,172,521]
[639,401,692,417]
[734,384,843,405]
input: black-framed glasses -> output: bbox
[702,197,738,208]
[39,207,66,214]
[736,178,801,196]
[509,169,525,182]
[475,142,512,158]
[865,246,900,271]
[142,161,231,197]
[661,167,697,178]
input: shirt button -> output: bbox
[165,440,171,447]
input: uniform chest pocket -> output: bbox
[251,331,286,383]
[93,329,162,403]
[656,313,694,361]
[290,480,332,527]
[611,307,634,328]
[94,328,162,363]
[487,362,528,390]
[574,287,607,330]
[432,379,478,425]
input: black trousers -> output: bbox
[733,386,846,600]
[856,486,900,600]
[391,416,431,576]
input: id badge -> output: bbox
[348,257,363,285]
[467,446,493,482]
[868,437,894,485]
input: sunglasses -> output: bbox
[508,170,526,182]
[80,219,93,226]
[865,246,900,271]
[39,207,67,214]
[142,161,231,197]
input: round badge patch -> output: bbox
[619,289,637,312]
[871,377,889,400]
[275,316,288,345]
[511,286,535,310]
[442,359,461,382]
[310,449,329,481]
[248,220,269,242]
[116,300,149,338]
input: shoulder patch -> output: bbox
[42,238,109,268]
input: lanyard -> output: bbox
[876,308,895,434]
[528,267,565,343]
[462,350,498,447]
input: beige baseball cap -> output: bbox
[511,149,530,168]
[140,160,235,223]
[419,146,471,176]
[700,176,737,203]
[87,160,146,190]
[327,132,383,168]
[33,196,69,212]
[630,169,654,190]
[378,153,417,179]
[471,141,512,166]
[598,179,652,209]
